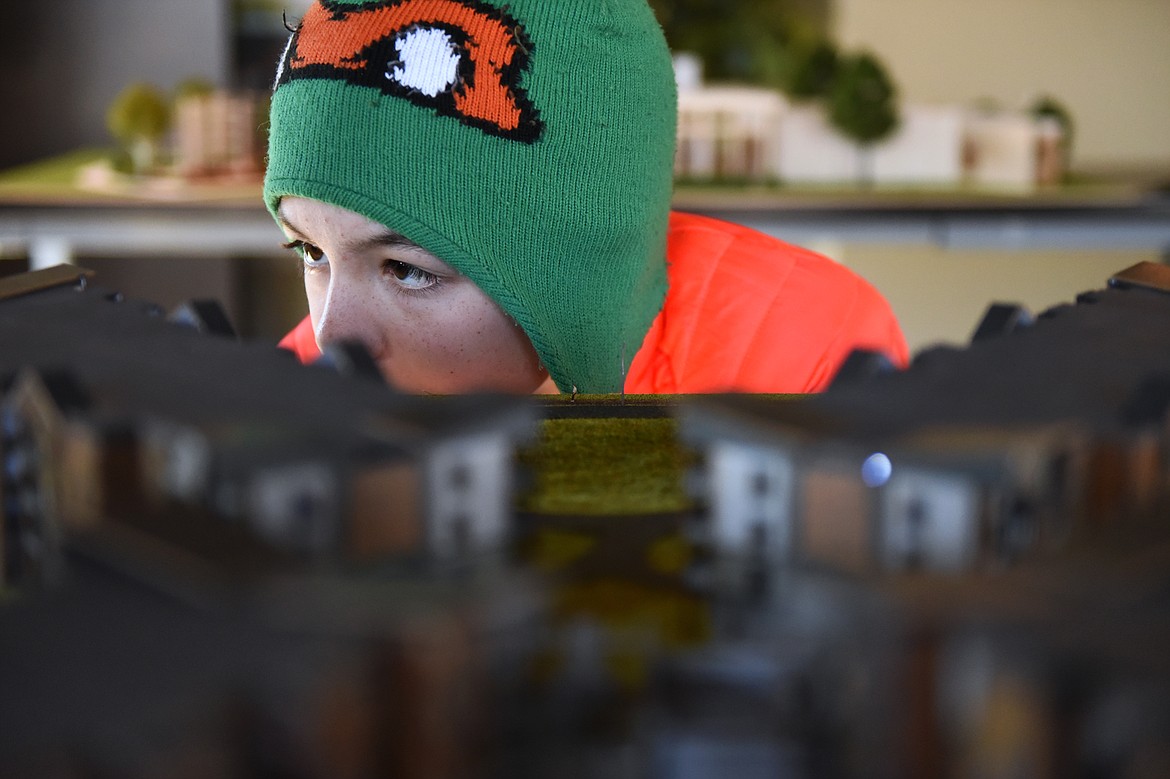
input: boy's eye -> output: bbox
[283,240,327,267]
[302,243,325,263]
[386,260,439,290]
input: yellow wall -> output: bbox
[832,0,1170,170]
[827,0,1169,352]
[822,243,1163,354]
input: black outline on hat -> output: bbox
[277,0,544,144]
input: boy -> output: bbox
[268,0,907,394]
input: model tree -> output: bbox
[781,38,839,100]
[648,0,826,87]
[174,77,216,101]
[828,53,899,185]
[1030,94,1074,181]
[106,83,172,175]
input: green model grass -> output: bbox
[0,149,109,190]
[518,416,697,516]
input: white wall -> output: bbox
[832,0,1170,170]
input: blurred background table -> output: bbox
[4,151,1168,266]
[2,150,1168,348]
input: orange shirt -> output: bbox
[279,212,908,393]
[626,212,907,393]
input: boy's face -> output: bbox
[277,197,556,394]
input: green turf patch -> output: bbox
[518,417,697,516]
[0,149,110,188]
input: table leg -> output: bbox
[28,237,74,270]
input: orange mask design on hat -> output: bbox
[282,0,542,142]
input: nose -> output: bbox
[313,274,383,359]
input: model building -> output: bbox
[1,263,1169,777]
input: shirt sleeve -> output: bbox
[277,314,322,364]
[799,272,909,392]
[648,212,909,395]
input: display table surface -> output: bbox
[2,150,1169,269]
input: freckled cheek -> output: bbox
[396,298,492,358]
[393,295,518,368]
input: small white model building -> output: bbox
[773,103,858,184]
[676,87,787,182]
[963,110,1066,191]
[870,104,967,186]
[679,398,1088,582]
[672,70,1065,190]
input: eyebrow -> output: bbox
[277,208,425,254]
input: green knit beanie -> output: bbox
[264,0,677,393]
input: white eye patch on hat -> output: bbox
[386,27,461,98]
